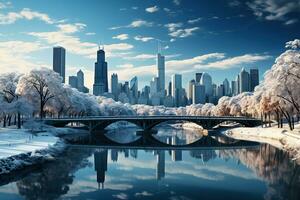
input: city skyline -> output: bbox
[0,0,299,91]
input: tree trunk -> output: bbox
[17,112,21,129]
[3,115,6,127]
[8,115,11,126]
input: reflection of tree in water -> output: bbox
[16,147,93,200]
[219,144,300,200]
[189,150,217,162]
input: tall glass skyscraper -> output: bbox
[53,46,65,83]
[172,74,182,107]
[239,68,250,93]
[157,53,165,93]
[250,69,259,92]
[111,73,119,99]
[93,48,108,96]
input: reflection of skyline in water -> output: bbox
[0,132,299,200]
[105,125,204,145]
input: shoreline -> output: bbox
[224,125,300,163]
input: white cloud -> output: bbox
[57,23,86,33]
[0,8,54,25]
[124,54,156,60]
[188,18,202,24]
[124,53,180,61]
[110,20,153,30]
[228,0,241,7]
[169,27,199,38]
[117,63,134,68]
[145,5,159,13]
[85,32,96,36]
[28,28,133,59]
[173,0,181,6]
[113,34,129,40]
[129,20,153,28]
[0,40,48,74]
[0,1,11,9]
[195,54,272,69]
[247,0,300,25]
[165,23,183,32]
[285,19,298,25]
[134,35,154,42]
[132,6,138,10]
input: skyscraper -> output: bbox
[195,73,202,83]
[69,76,78,88]
[223,78,230,96]
[172,74,182,107]
[200,72,213,102]
[188,79,196,104]
[111,73,119,100]
[157,53,165,93]
[231,80,237,96]
[239,68,250,93]
[93,47,108,96]
[250,68,259,92]
[53,46,66,83]
[130,76,138,100]
[167,81,172,96]
[192,83,205,104]
[150,77,159,96]
[77,70,84,92]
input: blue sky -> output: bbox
[0,0,299,91]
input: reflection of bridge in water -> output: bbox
[43,115,262,133]
[66,132,259,150]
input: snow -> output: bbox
[0,128,64,175]
[225,125,300,163]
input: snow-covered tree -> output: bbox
[17,68,63,119]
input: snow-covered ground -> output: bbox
[0,128,65,175]
[225,124,300,163]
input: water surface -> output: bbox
[0,126,299,200]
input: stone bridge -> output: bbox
[42,115,262,133]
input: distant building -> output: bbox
[172,74,182,107]
[93,47,108,96]
[53,46,66,83]
[192,83,205,104]
[130,76,138,103]
[250,68,259,92]
[68,70,89,93]
[150,77,159,97]
[111,73,119,100]
[195,73,202,83]
[188,79,196,104]
[217,84,224,98]
[223,78,230,96]
[200,72,213,102]
[239,68,250,93]
[231,80,238,96]
[77,70,84,91]
[157,53,165,93]
[69,76,78,89]
[167,81,172,96]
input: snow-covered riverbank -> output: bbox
[224,125,300,162]
[0,128,67,175]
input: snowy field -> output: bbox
[0,128,65,175]
[225,124,300,163]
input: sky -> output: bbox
[0,0,299,91]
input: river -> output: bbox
[0,125,299,200]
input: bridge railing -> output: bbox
[41,115,261,121]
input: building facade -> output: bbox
[53,46,66,83]
[93,48,108,96]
